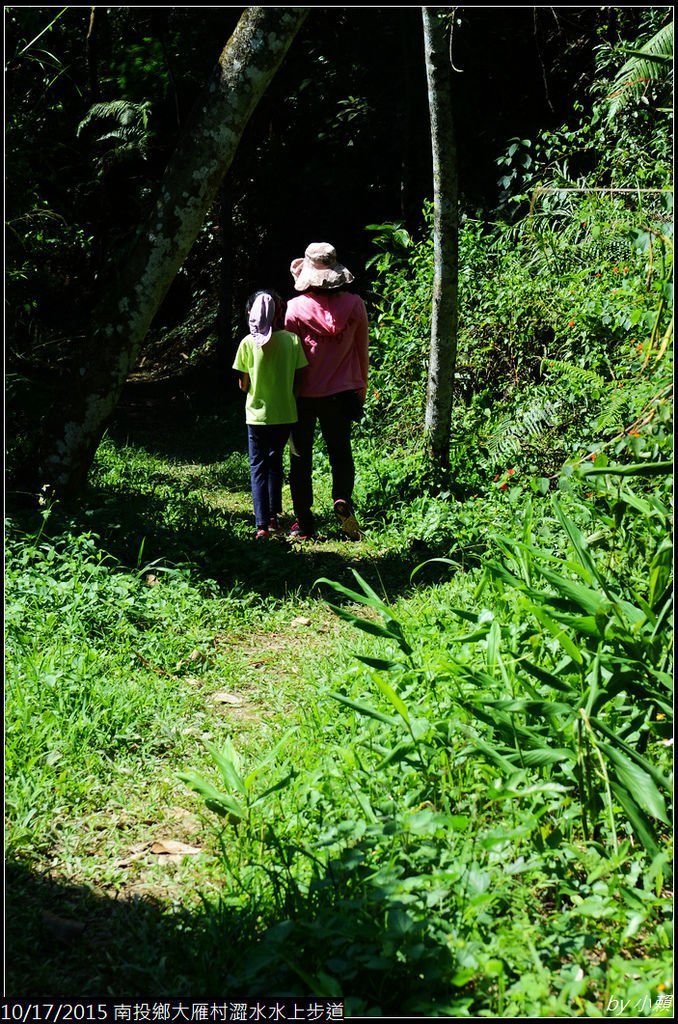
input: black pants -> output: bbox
[289,394,356,528]
[247,423,291,528]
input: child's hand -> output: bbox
[239,372,250,393]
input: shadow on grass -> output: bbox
[35,480,455,603]
[49,482,455,603]
[8,391,460,605]
[5,850,458,1014]
[5,860,204,997]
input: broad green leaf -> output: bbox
[644,668,673,693]
[551,498,604,588]
[450,606,482,624]
[485,560,529,593]
[486,620,501,674]
[492,697,574,718]
[610,782,659,857]
[464,733,518,772]
[622,912,648,942]
[350,568,392,609]
[522,600,584,665]
[599,741,669,823]
[251,772,295,807]
[373,675,411,725]
[490,779,570,800]
[581,461,672,476]
[614,488,665,518]
[649,539,673,610]
[583,648,602,717]
[592,719,672,794]
[534,564,608,616]
[410,557,456,583]
[520,747,575,767]
[539,608,602,638]
[520,660,578,695]
[456,660,508,690]
[451,625,493,643]
[325,602,403,643]
[463,701,556,756]
[284,960,342,998]
[376,739,417,769]
[355,654,402,671]
[329,691,399,726]
[315,576,390,616]
[406,808,469,833]
[350,786,377,823]
[244,728,296,787]
[177,771,245,820]
[321,568,410,642]
[206,741,246,797]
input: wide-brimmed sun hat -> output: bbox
[290,242,354,292]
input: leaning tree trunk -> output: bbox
[20,6,308,499]
[422,7,459,470]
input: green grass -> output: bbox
[4,393,673,1013]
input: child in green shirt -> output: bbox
[233,290,307,539]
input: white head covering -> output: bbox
[249,292,276,348]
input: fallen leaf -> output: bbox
[211,691,243,705]
[150,840,202,858]
[115,838,202,868]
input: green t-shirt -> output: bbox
[233,330,308,426]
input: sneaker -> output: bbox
[255,528,270,540]
[268,516,283,534]
[334,499,362,541]
[289,521,315,540]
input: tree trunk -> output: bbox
[86,6,100,103]
[422,7,459,470]
[18,6,308,499]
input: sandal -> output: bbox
[334,499,362,541]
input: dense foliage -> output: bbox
[4,5,673,1014]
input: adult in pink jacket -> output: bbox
[284,242,369,540]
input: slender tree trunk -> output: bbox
[422,7,459,469]
[86,6,100,103]
[18,6,308,499]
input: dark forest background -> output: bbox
[6,6,643,413]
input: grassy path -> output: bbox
[6,442,416,995]
[8,404,672,1010]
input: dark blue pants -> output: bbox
[247,424,292,528]
[289,395,355,529]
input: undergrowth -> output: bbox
[4,39,673,1010]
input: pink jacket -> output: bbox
[284,291,369,399]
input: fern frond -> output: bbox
[484,427,522,464]
[595,384,630,434]
[77,100,151,138]
[522,404,554,436]
[545,360,607,390]
[483,397,563,465]
[607,21,674,120]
